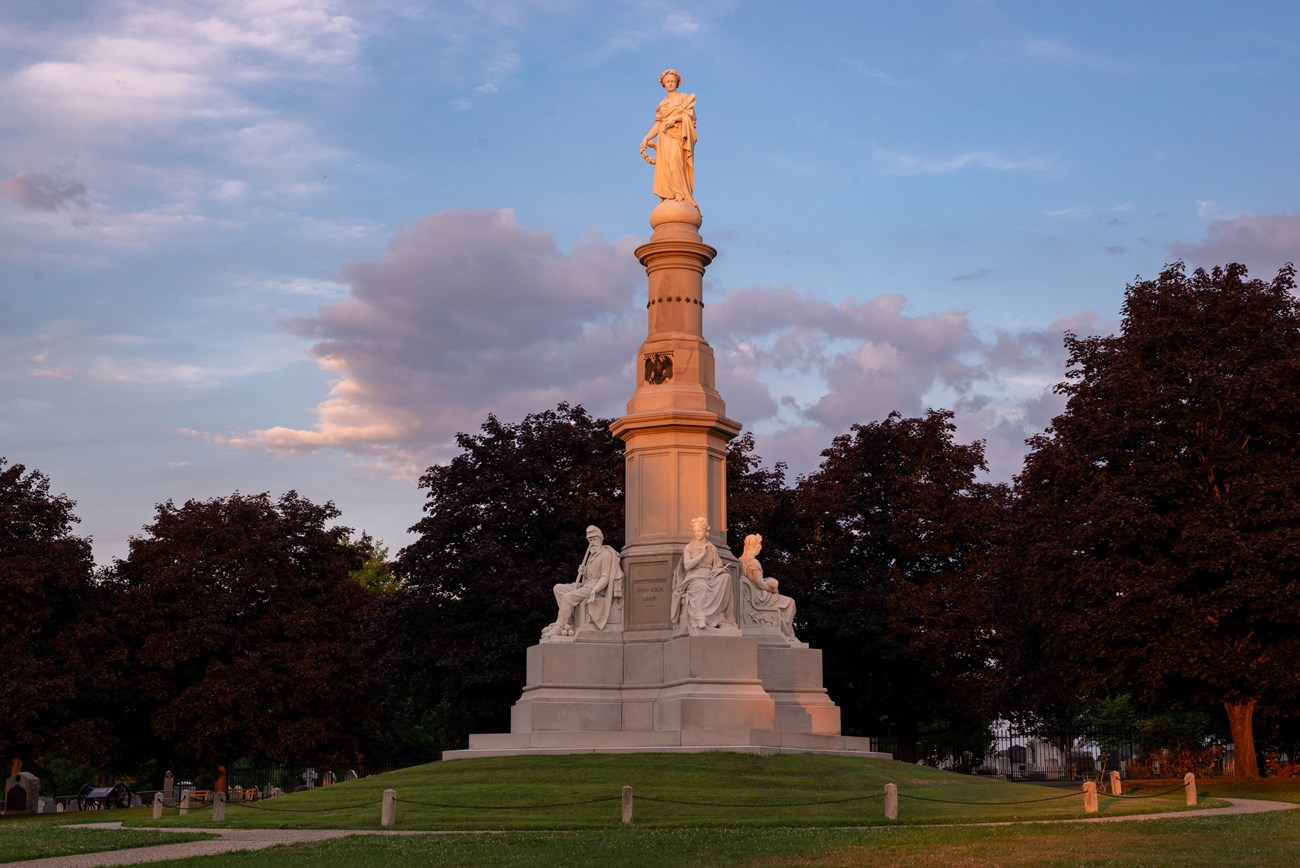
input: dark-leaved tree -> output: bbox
[107,491,372,783]
[386,403,624,749]
[1005,262,1300,780]
[0,459,108,768]
[787,411,1007,762]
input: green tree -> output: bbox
[350,533,399,593]
[387,403,625,747]
[108,491,373,777]
[787,411,1006,762]
[1006,262,1300,780]
[0,459,108,767]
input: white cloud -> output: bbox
[874,148,1054,176]
[2,0,360,212]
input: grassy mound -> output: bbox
[134,753,1218,831]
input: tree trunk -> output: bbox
[1225,699,1259,781]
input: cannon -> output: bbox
[78,783,132,810]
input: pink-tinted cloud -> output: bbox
[1,172,87,211]
[1170,213,1300,274]
[214,210,1090,481]
[210,209,644,474]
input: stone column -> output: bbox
[613,207,741,632]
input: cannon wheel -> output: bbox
[77,783,94,812]
[110,785,132,809]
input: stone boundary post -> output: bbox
[1082,780,1098,813]
[884,783,898,820]
[212,791,225,822]
[381,788,397,827]
[152,797,163,820]
[1109,771,1121,796]
[179,791,190,816]
[1184,772,1197,806]
[622,785,633,825]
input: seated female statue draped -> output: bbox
[639,68,697,205]
[738,533,799,642]
[671,516,735,632]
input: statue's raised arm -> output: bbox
[639,68,697,206]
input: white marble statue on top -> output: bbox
[542,525,622,641]
[671,516,737,633]
[738,533,800,643]
[639,68,696,205]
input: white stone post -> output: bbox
[1184,772,1197,806]
[179,791,191,816]
[1109,771,1121,796]
[382,788,397,827]
[622,785,634,825]
[1082,781,1098,813]
[212,791,225,822]
[884,783,898,820]
[152,796,163,819]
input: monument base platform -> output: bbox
[445,632,889,762]
[442,729,888,760]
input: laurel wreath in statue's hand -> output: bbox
[640,140,656,165]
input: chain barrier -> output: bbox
[226,799,379,813]
[898,789,1082,806]
[116,776,1198,823]
[638,793,880,808]
[1104,782,1190,800]
[396,794,619,810]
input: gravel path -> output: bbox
[7,799,1296,867]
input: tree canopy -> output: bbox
[1005,262,1300,778]
[386,403,625,747]
[0,459,106,765]
[107,491,373,769]
[785,411,1007,762]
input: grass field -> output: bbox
[0,814,212,863]
[135,754,1221,831]
[4,755,1297,866]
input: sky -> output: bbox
[2,0,1298,564]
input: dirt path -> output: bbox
[8,799,1297,867]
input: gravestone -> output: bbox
[345,769,358,781]
[4,772,39,814]
[161,771,175,806]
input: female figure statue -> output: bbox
[738,534,799,642]
[671,516,734,631]
[639,68,697,205]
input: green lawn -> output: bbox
[0,811,212,863]
[142,814,1300,868]
[10,755,1296,866]
[135,753,1219,831]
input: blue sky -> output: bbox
[3,0,1298,563]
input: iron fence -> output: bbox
[872,724,1237,780]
